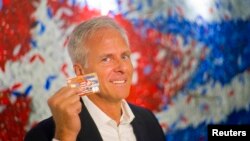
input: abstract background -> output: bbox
[0,0,250,140]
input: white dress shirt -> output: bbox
[82,96,137,141]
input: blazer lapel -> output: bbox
[130,107,149,141]
[131,118,146,141]
[77,102,103,141]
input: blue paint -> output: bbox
[0,0,2,11]
[11,85,32,96]
[45,75,57,90]
[117,0,122,11]
[165,104,250,141]
[129,15,250,90]
[172,57,180,67]
[33,21,46,35]
[70,0,77,6]
[38,21,46,35]
[201,88,207,95]
[47,7,53,19]
[12,91,23,97]
[136,1,143,11]
[238,75,245,85]
[30,39,37,48]
[24,85,33,96]
[147,0,153,7]
[215,0,222,9]
[158,16,249,89]
[143,64,152,75]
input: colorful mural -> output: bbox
[0,0,250,140]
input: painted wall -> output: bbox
[0,0,250,140]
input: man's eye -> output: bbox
[122,55,130,60]
[102,57,110,62]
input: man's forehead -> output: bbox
[94,48,131,56]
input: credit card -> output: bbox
[67,73,100,96]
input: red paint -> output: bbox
[0,89,31,140]
[60,63,69,77]
[0,0,38,71]
[29,54,45,63]
[11,83,22,90]
[228,90,234,97]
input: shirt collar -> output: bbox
[120,99,135,124]
[81,96,135,125]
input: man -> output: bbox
[25,16,166,141]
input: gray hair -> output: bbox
[67,16,129,68]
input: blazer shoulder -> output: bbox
[128,103,156,120]
[129,103,166,141]
[24,117,55,141]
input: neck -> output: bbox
[88,95,122,124]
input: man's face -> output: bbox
[83,28,133,102]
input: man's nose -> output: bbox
[114,59,126,73]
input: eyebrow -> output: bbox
[122,50,132,56]
[99,54,113,59]
[99,50,131,58]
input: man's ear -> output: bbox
[73,64,85,76]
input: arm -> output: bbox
[24,87,82,141]
[47,86,82,141]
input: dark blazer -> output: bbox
[24,103,166,141]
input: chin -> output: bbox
[112,91,129,100]
[120,92,130,99]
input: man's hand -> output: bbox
[48,86,82,141]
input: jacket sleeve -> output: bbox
[24,117,55,141]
